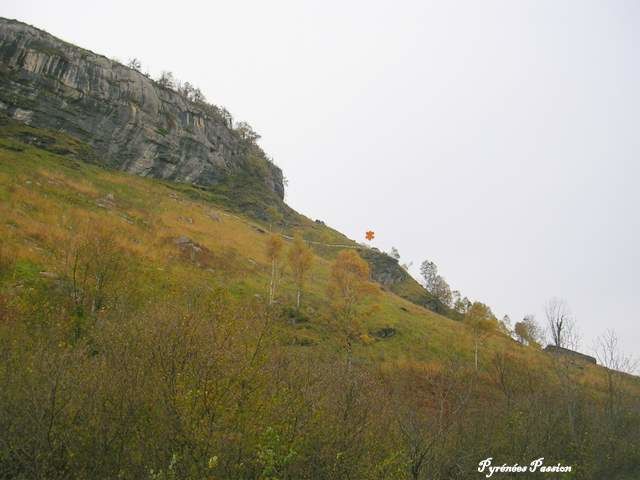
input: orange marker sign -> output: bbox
[365,230,375,241]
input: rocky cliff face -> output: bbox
[0,18,284,198]
[357,248,411,288]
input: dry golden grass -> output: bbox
[0,127,636,399]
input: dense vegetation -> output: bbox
[0,121,639,479]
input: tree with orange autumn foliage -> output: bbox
[328,250,379,355]
[287,235,314,309]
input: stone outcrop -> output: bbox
[0,18,284,198]
[544,345,597,364]
[357,247,464,321]
[357,248,410,288]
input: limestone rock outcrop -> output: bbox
[0,18,284,198]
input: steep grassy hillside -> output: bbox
[1,119,639,479]
[0,116,469,364]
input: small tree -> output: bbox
[127,57,142,71]
[464,302,498,370]
[236,121,261,143]
[545,298,579,349]
[400,261,413,272]
[594,330,639,427]
[452,290,461,308]
[328,250,379,356]
[419,260,438,293]
[58,225,129,342]
[266,206,284,231]
[453,294,471,314]
[287,235,314,310]
[390,361,473,480]
[420,260,454,307]
[266,234,284,305]
[498,314,512,336]
[219,107,233,128]
[389,247,400,261]
[192,87,206,103]
[179,81,195,99]
[514,315,543,348]
[157,71,176,89]
[595,329,638,375]
[432,275,452,307]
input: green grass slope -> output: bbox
[0,117,474,364]
[1,118,639,479]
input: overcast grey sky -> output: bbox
[5,0,639,358]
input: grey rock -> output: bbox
[544,345,597,365]
[0,18,284,199]
[174,236,192,246]
[173,236,203,263]
[208,211,221,222]
[374,327,396,339]
[96,193,116,209]
[357,248,409,287]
